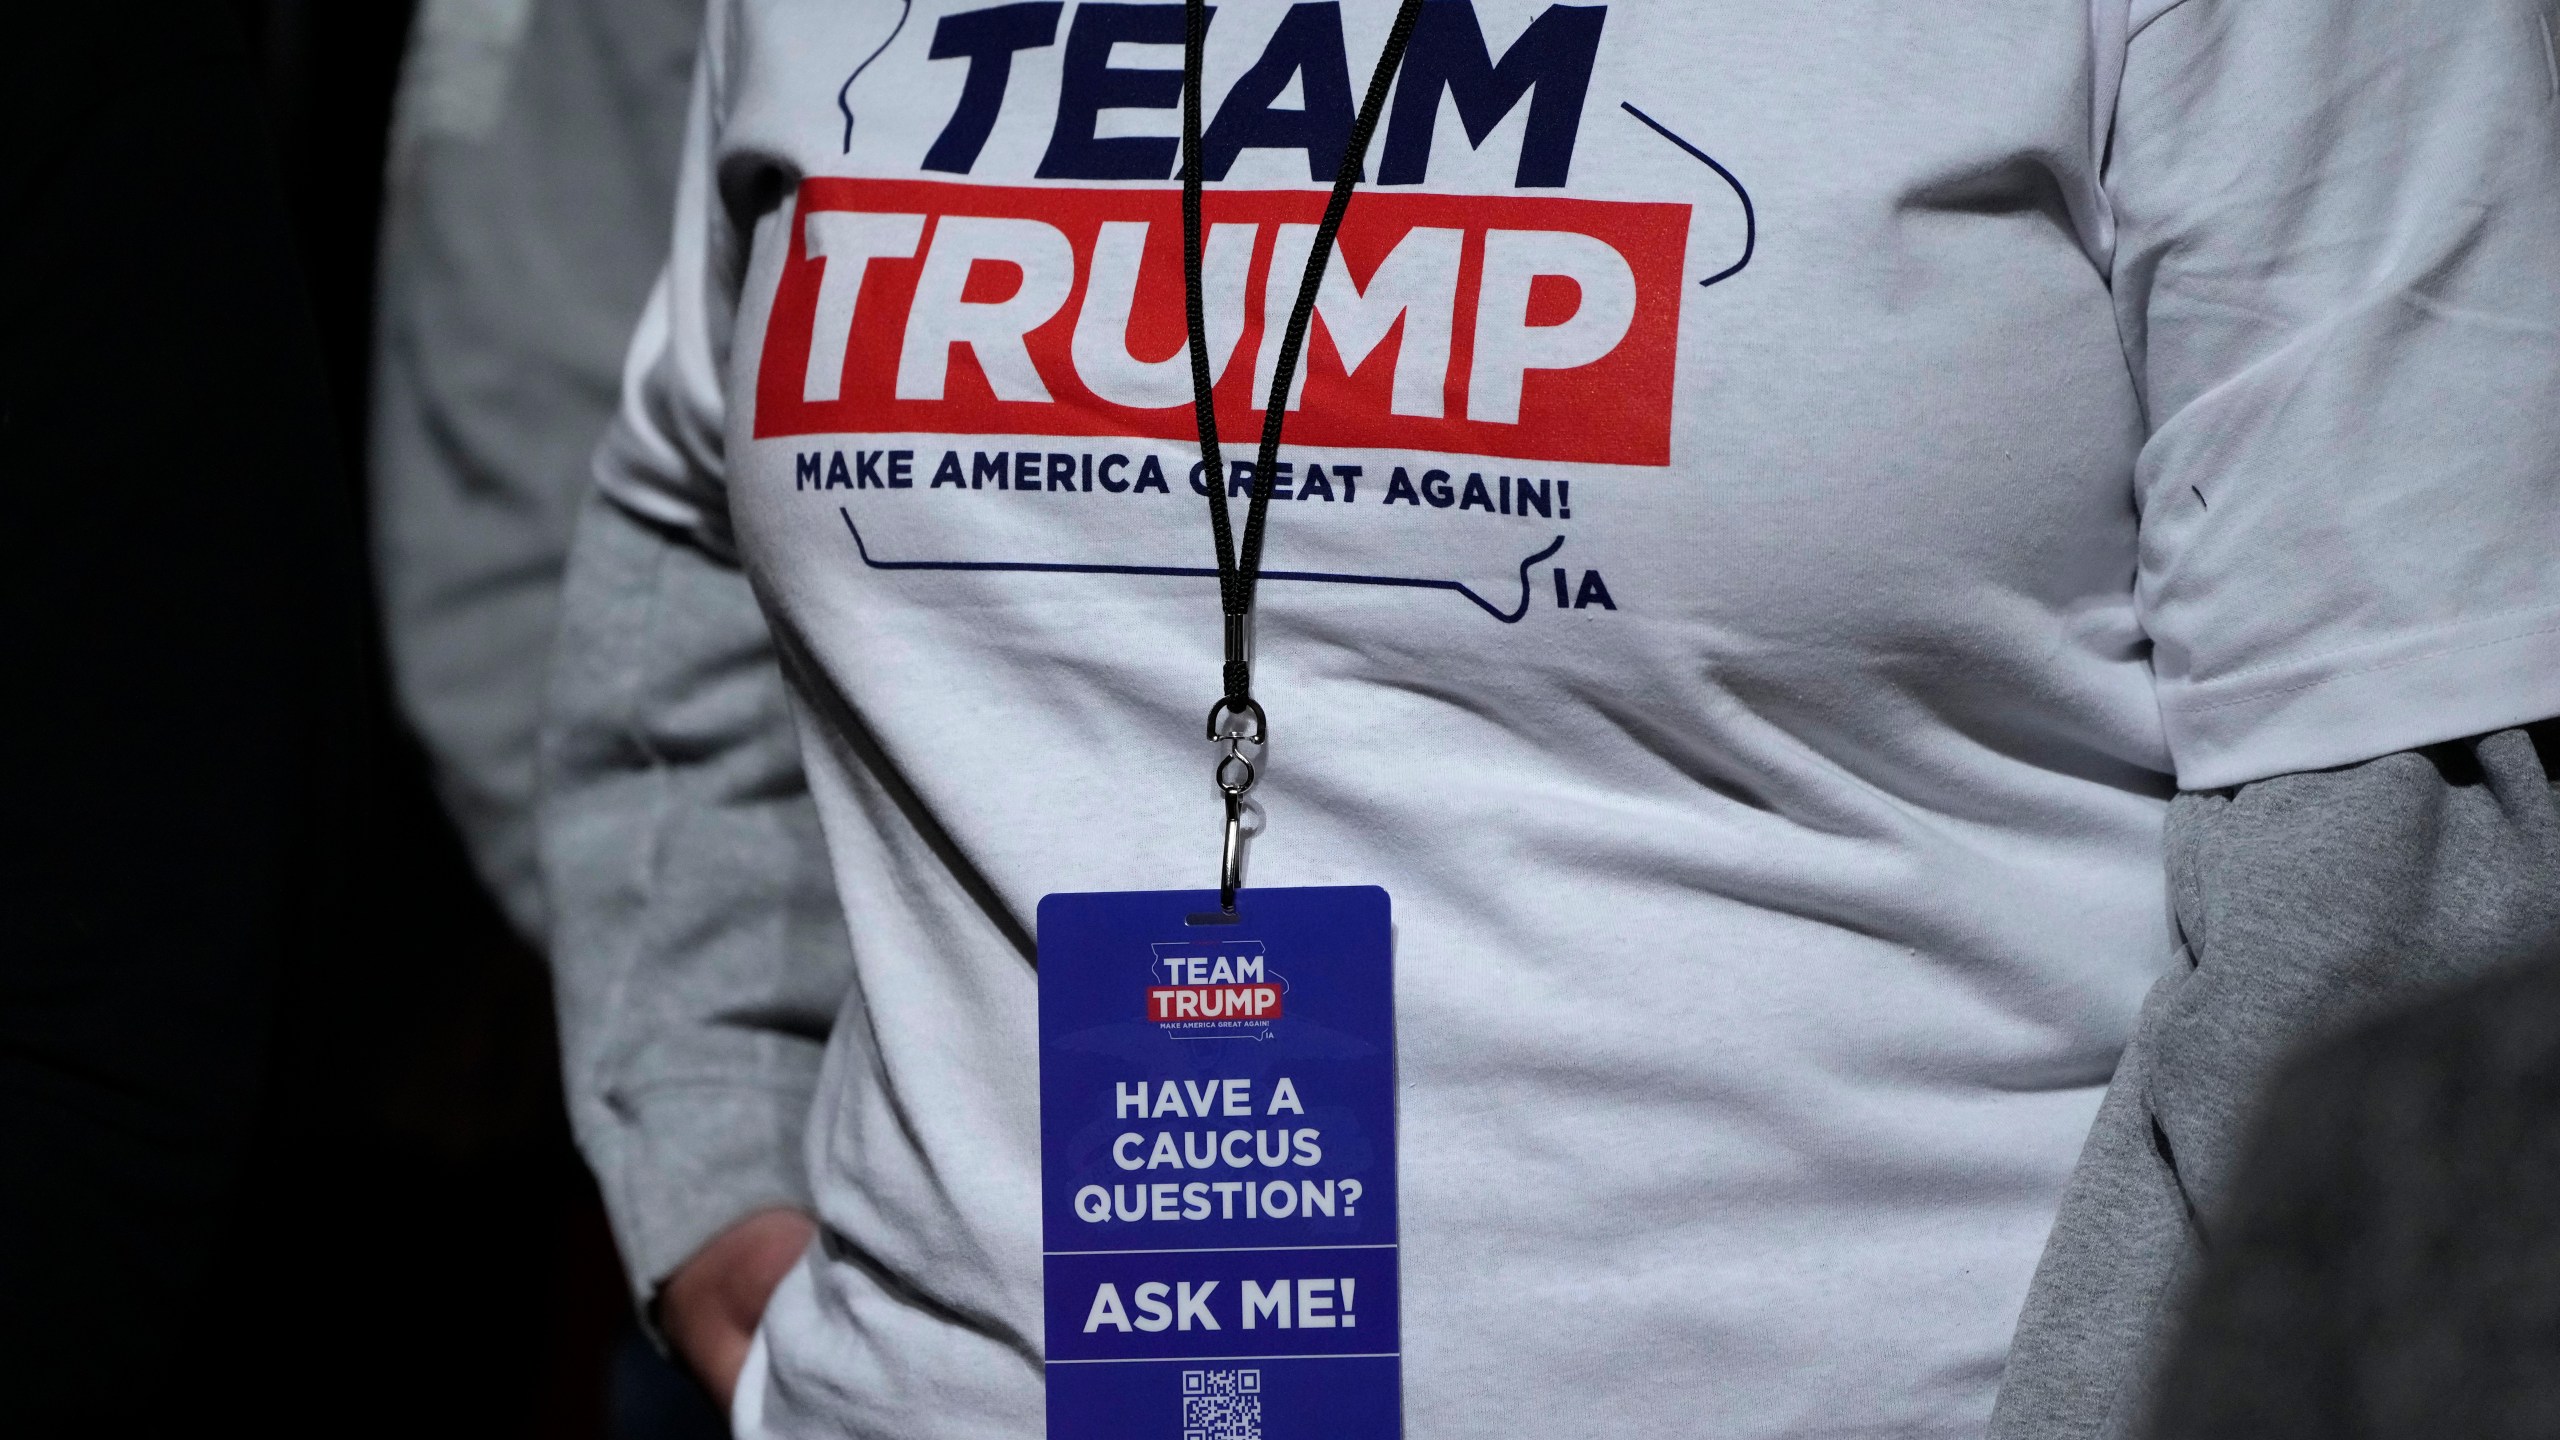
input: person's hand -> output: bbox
[661,1207,818,1409]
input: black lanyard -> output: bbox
[1182,0,1426,909]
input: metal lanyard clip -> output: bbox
[1206,697,1265,912]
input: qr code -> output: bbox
[1180,1368,1262,1440]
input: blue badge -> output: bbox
[1038,885,1399,1440]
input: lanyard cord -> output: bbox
[1185,0,1423,731]
[1185,0,1424,906]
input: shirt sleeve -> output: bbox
[538,2,855,1309]
[1989,725,2560,1440]
[540,487,852,1310]
[589,3,743,560]
[2110,0,2560,790]
[2144,911,2560,1436]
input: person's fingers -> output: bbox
[662,1207,818,1406]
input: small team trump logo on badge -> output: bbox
[1149,942,1286,1036]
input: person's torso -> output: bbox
[709,3,2172,1435]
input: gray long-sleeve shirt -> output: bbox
[540,487,853,1299]
[373,0,705,941]
[1990,726,2560,1438]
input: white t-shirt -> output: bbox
[595,1,2560,1434]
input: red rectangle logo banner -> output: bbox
[756,178,1688,466]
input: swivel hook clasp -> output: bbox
[1207,701,1263,912]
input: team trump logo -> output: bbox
[754,178,1690,466]
[1148,945,1287,1031]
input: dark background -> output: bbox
[0,1,720,1427]
[93,5,645,1424]
[213,2,640,1433]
